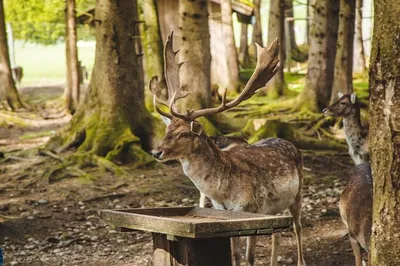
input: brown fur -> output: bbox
[323,94,369,165]
[153,118,306,266]
[339,163,372,266]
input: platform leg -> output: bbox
[152,233,232,266]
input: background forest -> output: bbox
[0,0,399,265]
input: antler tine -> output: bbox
[148,76,173,119]
[187,39,280,121]
[169,91,191,120]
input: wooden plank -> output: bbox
[186,237,232,266]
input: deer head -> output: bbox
[323,92,359,118]
[150,32,280,162]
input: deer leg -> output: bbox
[199,192,212,208]
[231,237,241,266]
[349,236,363,266]
[270,232,281,266]
[289,192,306,266]
[246,236,257,266]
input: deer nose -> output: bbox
[151,151,163,159]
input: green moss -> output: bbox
[197,116,221,136]
[19,130,55,140]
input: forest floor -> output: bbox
[0,85,365,266]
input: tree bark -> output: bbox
[296,0,339,111]
[306,0,311,45]
[249,0,262,57]
[0,0,23,110]
[285,0,307,62]
[220,0,240,92]
[139,0,166,104]
[47,0,154,164]
[331,0,355,103]
[65,0,80,113]
[265,0,285,98]
[239,23,250,68]
[179,0,211,110]
[369,0,400,264]
[353,0,366,74]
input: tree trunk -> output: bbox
[239,23,250,68]
[331,0,355,103]
[285,0,307,62]
[265,0,285,98]
[369,0,400,265]
[353,0,366,74]
[296,0,339,111]
[139,0,166,106]
[47,0,154,164]
[179,0,211,110]
[65,0,80,113]
[249,0,262,57]
[0,0,23,110]
[220,0,240,92]
[306,0,311,45]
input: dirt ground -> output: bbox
[0,86,363,266]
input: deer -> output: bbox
[339,162,372,266]
[149,32,306,266]
[322,93,369,165]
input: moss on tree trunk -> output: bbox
[369,0,400,264]
[47,0,154,166]
[331,0,355,103]
[0,0,24,110]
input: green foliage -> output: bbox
[4,0,95,44]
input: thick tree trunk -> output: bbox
[65,0,80,113]
[139,0,166,105]
[296,0,339,111]
[285,0,307,62]
[265,0,285,98]
[331,0,355,103]
[48,0,153,164]
[249,0,262,57]
[179,0,211,110]
[0,0,23,110]
[220,0,240,92]
[353,0,366,74]
[368,0,400,264]
[239,23,250,68]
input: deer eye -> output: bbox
[179,132,190,139]
[340,102,346,105]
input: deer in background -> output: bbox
[323,93,369,165]
[150,32,305,266]
[339,163,372,266]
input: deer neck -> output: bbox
[343,108,363,142]
[179,136,228,200]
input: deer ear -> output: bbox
[351,93,357,104]
[161,116,171,126]
[190,121,203,136]
[338,92,344,98]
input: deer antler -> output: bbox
[171,39,280,121]
[150,32,189,119]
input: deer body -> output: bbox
[339,163,372,266]
[149,33,305,266]
[323,93,369,165]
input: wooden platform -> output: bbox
[101,207,293,266]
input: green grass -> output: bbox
[13,41,95,86]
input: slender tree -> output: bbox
[331,0,355,103]
[220,0,240,92]
[0,0,23,110]
[265,0,285,98]
[65,0,80,113]
[369,0,400,264]
[249,0,262,57]
[353,0,366,74]
[296,0,339,111]
[139,0,166,101]
[178,0,211,110]
[285,0,307,62]
[47,0,154,163]
[239,23,250,67]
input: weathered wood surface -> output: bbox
[101,207,292,238]
[153,233,232,266]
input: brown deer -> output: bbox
[339,163,372,266]
[323,93,369,165]
[150,32,306,266]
